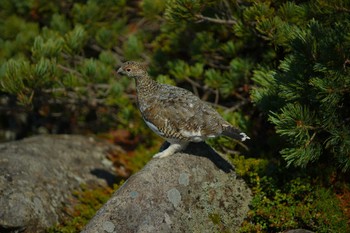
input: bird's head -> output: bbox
[117,61,148,78]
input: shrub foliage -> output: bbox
[1,0,349,231]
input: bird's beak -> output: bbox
[117,67,123,74]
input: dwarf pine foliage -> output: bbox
[1,1,350,232]
[158,0,350,172]
[1,0,350,172]
[251,4,350,171]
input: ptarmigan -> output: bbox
[117,61,250,158]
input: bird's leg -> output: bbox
[153,142,189,158]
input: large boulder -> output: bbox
[82,142,252,233]
[0,135,121,233]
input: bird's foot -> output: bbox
[153,151,171,158]
[153,142,188,159]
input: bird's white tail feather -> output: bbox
[222,126,250,141]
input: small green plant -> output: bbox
[47,183,121,233]
[230,156,349,233]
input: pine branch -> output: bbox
[194,14,237,25]
[320,1,350,13]
[57,64,82,77]
[304,132,316,147]
[184,77,199,97]
[42,84,110,94]
[224,99,250,113]
[183,76,217,95]
[214,88,219,105]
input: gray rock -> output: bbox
[284,229,315,233]
[0,135,121,233]
[82,142,252,233]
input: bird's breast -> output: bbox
[143,118,165,137]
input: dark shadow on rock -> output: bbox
[159,141,234,173]
[90,168,118,187]
[0,226,26,233]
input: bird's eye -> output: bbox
[126,68,131,72]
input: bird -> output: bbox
[117,61,250,158]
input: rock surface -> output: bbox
[284,230,315,233]
[0,135,121,233]
[82,142,252,233]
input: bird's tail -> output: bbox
[222,125,250,141]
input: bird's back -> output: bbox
[137,82,225,142]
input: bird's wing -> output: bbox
[140,84,224,140]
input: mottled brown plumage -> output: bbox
[117,61,249,158]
